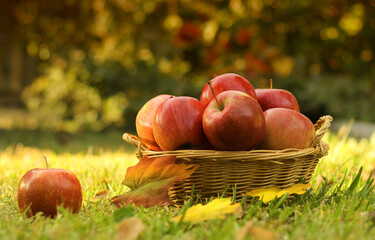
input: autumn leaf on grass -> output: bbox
[246,187,281,203]
[112,155,198,208]
[235,221,276,240]
[246,183,312,203]
[173,198,242,223]
[115,216,145,240]
[90,190,110,203]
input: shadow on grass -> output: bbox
[0,128,137,154]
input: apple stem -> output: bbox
[270,79,273,90]
[43,156,49,169]
[207,81,223,109]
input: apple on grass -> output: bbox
[255,80,300,112]
[136,94,172,150]
[17,161,83,218]
[259,108,316,150]
[202,89,265,151]
[200,73,258,108]
[153,96,209,151]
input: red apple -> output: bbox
[255,88,300,112]
[153,96,208,151]
[136,94,172,150]
[200,73,257,108]
[203,90,265,151]
[259,108,315,150]
[17,168,83,218]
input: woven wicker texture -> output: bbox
[124,115,332,204]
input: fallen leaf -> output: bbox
[91,179,116,202]
[360,211,375,224]
[316,175,333,189]
[114,216,144,240]
[235,221,276,240]
[245,187,281,203]
[173,198,242,223]
[94,190,110,198]
[246,184,312,203]
[112,155,198,208]
[316,175,325,188]
[276,183,312,197]
[89,190,111,203]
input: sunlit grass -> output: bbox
[312,129,375,187]
[0,137,139,239]
[0,143,138,201]
[1,127,375,239]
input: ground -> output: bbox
[1,126,375,240]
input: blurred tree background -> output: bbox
[0,0,374,133]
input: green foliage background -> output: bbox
[3,0,375,132]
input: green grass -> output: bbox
[1,128,375,240]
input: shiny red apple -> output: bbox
[153,96,208,151]
[200,73,257,108]
[203,90,265,151]
[255,88,300,112]
[17,167,83,218]
[136,94,172,150]
[259,108,316,150]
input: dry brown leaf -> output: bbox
[94,190,110,198]
[235,221,276,240]
[316,175,325,188]
[360,211,375,224]
[316,175,333,188]
[115,216,145,240]
[89,190,111,203]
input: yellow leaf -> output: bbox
[246,184,312,203]
[245,186,280,203]
[173,198,242,223]
[276,183,312,197]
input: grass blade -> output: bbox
[347,167,363,194]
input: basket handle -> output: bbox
[312,115,333,146]
[122,133,148,154]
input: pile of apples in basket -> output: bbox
[136,73,316,152]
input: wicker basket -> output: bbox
[124,115,332,204]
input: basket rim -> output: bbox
[123,115,333,161]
